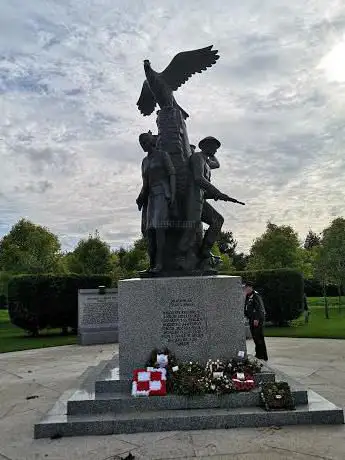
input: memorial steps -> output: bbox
[34,356,344,439]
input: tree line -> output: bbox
[1,217,345,307]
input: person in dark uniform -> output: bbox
[243,281,268,361]
[303,294,310,324]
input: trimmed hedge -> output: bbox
[221,268,304,325]
[0,294,7,309]
[8,274,113,334]
[303,279,339,297]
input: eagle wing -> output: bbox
[160,45,219,91]
[136,80,156,116]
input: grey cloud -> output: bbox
[228,52,282,80]
[64,88,83,96]
[103,230,140,248]
[11,145,78,175]
[14,180,53,194]
[1,0,345,253]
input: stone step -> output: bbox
[67,388,308,416]
[34,390,344,439]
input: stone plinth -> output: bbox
[34,356,345,438]
[78,288,118,345]
[118,275,246,379]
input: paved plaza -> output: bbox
[0,337,345,459]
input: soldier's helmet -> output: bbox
[198,136,221,150]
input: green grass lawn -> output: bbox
[0,310,77,353]
[265,298,345,339]
[307,297,341,308]
[1,296,345,353]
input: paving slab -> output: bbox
[0,339,345,459]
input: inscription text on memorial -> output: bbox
[80,294,118,326]
[162,298,205,346]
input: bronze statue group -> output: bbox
[135,46,245,276]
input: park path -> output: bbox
[0,338,345,459]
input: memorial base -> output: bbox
[34,275,344,438]
[117,275,246,380]
[34,356,344,438]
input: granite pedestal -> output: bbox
[34,276,344,438]
[118,275,246,379]
[78,288,118,345]
[34,355,344,438]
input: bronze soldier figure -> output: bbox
[192,137,227,264]
[187,136,243,267]
[136,132,176,273]
[177,137,224,267]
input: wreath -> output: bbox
[142,349,262,397]
[260,382,295,411]
[172,361,207,396]
[145,347,179,393]
[230,357,262,375]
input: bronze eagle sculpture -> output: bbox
[136,45,219,119]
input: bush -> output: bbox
[221,268,304,325]
[8,274,113,335]
[0,294,7,309]
[0,271,10,308]
[303,279,339,297]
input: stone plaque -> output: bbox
[162,298,205,346]
[78,288,118,345]
[80,294,118,327]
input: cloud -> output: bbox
[1,0,345,252]
[14,180,53,194]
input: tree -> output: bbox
[133,237,148,252]
[297,246,318,279]
[314,246,332,319]
[319,218,345,310]
[68,231,113,275]
[216,230,248,271]
[247,222,301,271]
[232,252,249,271]
[115,237,149,277]
[217,231,237,256]
[0,218,61,274]
[219,253,235,271]
[304,230,321,250]
[211,243,235,271]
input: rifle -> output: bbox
[215,193,245,205]
[226,196,245,206]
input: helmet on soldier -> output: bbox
[198,136,221,155]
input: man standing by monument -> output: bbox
[243,281,268,361]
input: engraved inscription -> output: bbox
[80,295,118,326]
[162,298,204,346]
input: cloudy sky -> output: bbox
[1,0,345,253]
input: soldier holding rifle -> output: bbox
[185,136,245,267]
